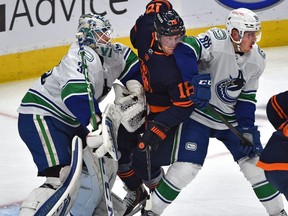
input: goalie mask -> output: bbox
[226,8,261,44]
[77,14,113,57]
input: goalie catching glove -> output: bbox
[138,121,169,151]
[113,80,146,132]
[189,73,211,110]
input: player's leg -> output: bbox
[265,170,288,201]
[217,130,287,216]
[18,114,81,215]
[117,124,148,215]
[142,118,210,215]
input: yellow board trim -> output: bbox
[1,19,288,83]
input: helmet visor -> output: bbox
[242,30,262,43]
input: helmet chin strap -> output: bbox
[236,43,242,52]
[230,33,243,53]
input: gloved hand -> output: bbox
[138,121,169,151]
[113,80,145,132]
[146,0,173,13]
[189,74,211,110]
[238,126,263,158]
[86,115,102,149]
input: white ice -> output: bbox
[0,46,288,216]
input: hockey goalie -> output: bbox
[18,79,145,216]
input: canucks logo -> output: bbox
[216,70,246,103]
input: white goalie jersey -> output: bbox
[190,28,266,129]
[17,42,140,127]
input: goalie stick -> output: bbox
[207,104,253,147]
[76,32,114,216]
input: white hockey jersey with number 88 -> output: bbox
[190,28,266,130]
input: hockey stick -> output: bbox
[206,104,253,146]
[76,32,114,216]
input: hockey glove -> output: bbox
[86,115,103,149]
[138,121,169,152]
[238,126,263,158]
[114,80,145,132]
[189,74,211,110]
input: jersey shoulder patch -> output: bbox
[257,46,266,59]
[113,43,124,54]
[209,28,227,40]
[79,48,95,62]
[181,36,201,57]
[182,36,200,47]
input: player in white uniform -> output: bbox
[17,14,141,215]
[143,8,287,216]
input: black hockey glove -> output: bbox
[238,126,263,158]
[189,74,211,110]
[138,121,169,152]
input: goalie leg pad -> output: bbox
[238,156,284,215]
[71,147,118,215]
[19,137,82,216]
[70,146,102,216]
[19,177,61,216]
[69,168,101,216]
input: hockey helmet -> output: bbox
[77,14,113,56]
[154,9,185,37]
[226,8,261,43]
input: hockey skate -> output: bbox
[270,209,288,216]
[123,184,148,216]
[141,209,159,216]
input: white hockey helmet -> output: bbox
[226,8,261,44]
[77,14,113,56]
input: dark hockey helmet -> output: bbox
[154,9,185,36]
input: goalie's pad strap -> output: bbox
[34,137,83,216]
[21,201,39,209]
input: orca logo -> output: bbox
[217,0,281,10]
[215,70,246,104]
[185,142,197,151]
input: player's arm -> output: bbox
[174,36,202,81]
[153,80,194,128]
[138,79,194,152]
[130,0,173,49]
[115,43,142,84]
[235,63,265,157]
[60,48,101,127]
